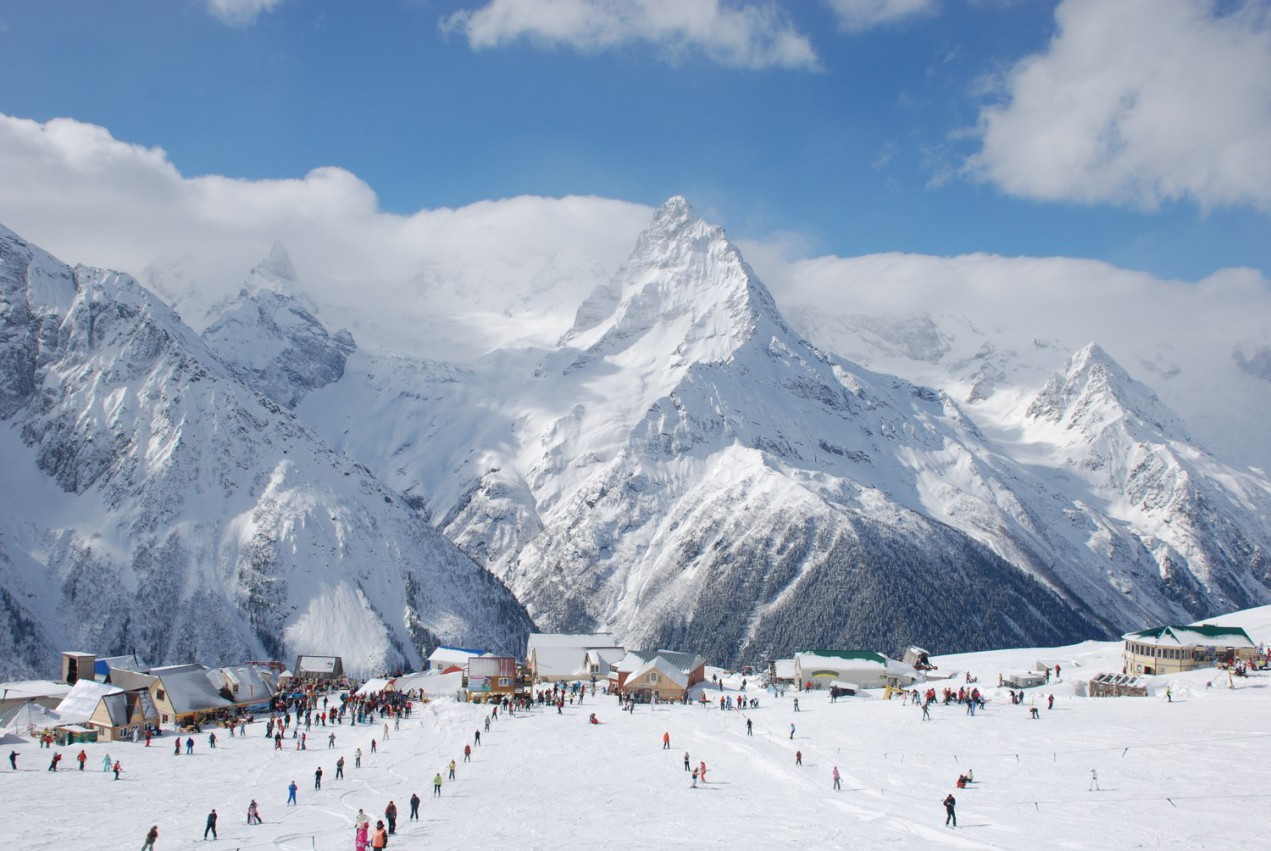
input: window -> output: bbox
[649,673,659,683]
[156,689,165,701]
[498,678,509,687]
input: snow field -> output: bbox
[4,622,1271,849]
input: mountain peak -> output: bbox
[1027,341,1190,443]
[252,240,297,284]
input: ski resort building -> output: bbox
[427,646,485,670]
[526,633,625,683]
[794,650,921,690]
[293,655,344,681]
[140,664,235,727]
[54,679,160,742]
[1121,623,1258,676]
[613,650,707,702]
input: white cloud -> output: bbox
[0,113,651,357]
[824,0,938,32]
[442,0,819,71]
[969,0,1271,211]
[206,0,287,27]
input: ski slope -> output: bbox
[4,608,1270,849]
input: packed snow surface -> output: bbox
[5,606,1271,849]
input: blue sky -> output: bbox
[0,0,1268,282]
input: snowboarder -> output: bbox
[833,766,841,790]
[287,779,298,805]
[409,792,420,821]
[247,800,261,825]
[1089,768,1101,791]
[314,765,323,789]
[433,771,443,796]
[385,800,397,835]
[141,825,158,850]
[203,809,217,840]
[943,793,957,827]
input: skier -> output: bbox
[355,747,362,768]
[247,800,261,825]
[789,723,795,740]
[77,750,87,770]
[287,779,298,806]
[48,751,61,771]
[464,744,472,762]
[746,718,753,736]
[448,758,456,780]
[832,766,841,790]
[699,761,708,782]
[355,821,368,851]
[1089,768,1101,791]
[385,800,397,835]
[314,765,323,789]
[175,738,181,756]
[370,738,376,754]
[1048,694,1054,710]
[795,750,802,766]
[409,792,420,821]
[691,767,698,788]
[371,821,388,850]
[793,697,799,712]
[185,737,194,755]
[328,732,336,748]
[8,751,16,770]
[943,793,957,827]
[683,752,690,772]
[474,729,481,746]
[103,753,112,772]
[203,809,217,841]
[336,755,345,779]
[141,825,158,850]
[113,759,122,780]
[433,771,443,796]
[663,731,671,749]
[208,732,216,749]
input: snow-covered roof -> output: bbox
[532,647,595,679]
[96,654,150,677]
[0,701,62,731]
[627,655,689,690]
[772,659,797,680]
[210,665,278,704]
[1123,624,1256,648]
[55,680,123,725]
[528,633,617,653]
[296,656,341,674]
[617,650,705,676]
[0,680,73,703]
[151,665,234,715]
[428,646,485,668]
[584,647,626,672]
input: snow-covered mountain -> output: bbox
[0,224,531,680]
[4,198,1269,675]
[286,199,1271,666]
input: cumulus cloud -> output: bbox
[969,0,1271,211]
[824,0,939,32]
[206,0,287,27]
[441,0,819,71]
[0,113,650,357]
